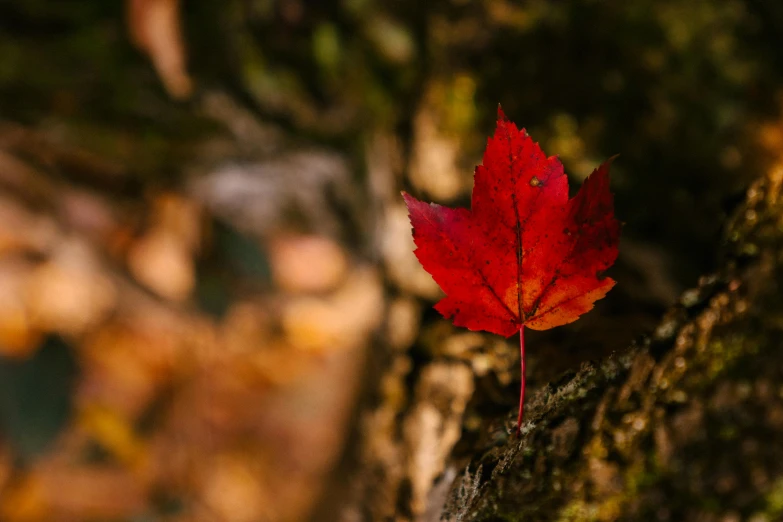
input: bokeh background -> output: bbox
[1,1,783,520]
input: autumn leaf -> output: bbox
[403,107,620,432]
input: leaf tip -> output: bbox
[603,154,620,170]
[401,191,421,212]
[585,155,619,185]
[497,104,507,122]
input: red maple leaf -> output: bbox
[403,108,620,433]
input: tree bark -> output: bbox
[438,170,783,521]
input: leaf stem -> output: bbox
[516,326,525,435]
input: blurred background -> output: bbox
[1,0,783,520]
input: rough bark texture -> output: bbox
[436,169,783,521]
